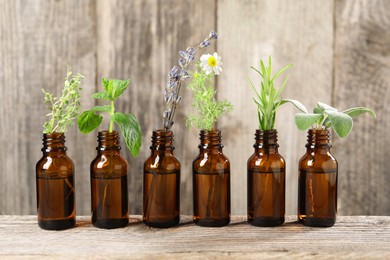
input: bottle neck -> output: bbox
[199,129,223,152]
[306,128,332,152]
[42,132,67,155]
[97,130,121,153]
[254,129,279,154]
[150,129,174,154]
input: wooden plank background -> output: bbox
[0,0,388,216]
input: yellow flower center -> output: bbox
[207,56,217,67]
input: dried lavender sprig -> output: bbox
[162,30,218,131]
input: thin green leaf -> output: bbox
[274,76,288,100]
[250,66,262,76]
[326,110,353,138]
[342,107,376,119]
[77,110,102,134]
[248,79,262,102]
[271,64,293,82]
[295,113,323,130]
[280,99,308,113]
[112,112,142,157]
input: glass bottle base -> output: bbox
[92,218,128,229]
[194,217,230,227]
[38,218,75,230]
[248,216,284,227]
[301,217,335,227]
[143,216,180,228]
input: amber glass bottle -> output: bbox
[247,130,285,226]
[143,130,180,228]
[193,129,230,227]
[36,133,75,230]
[90,131,128,229]
[298,129,338,227]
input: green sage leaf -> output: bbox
[112,112,142,157]
[77,110,102,134]
[315,102,337,113]
[280,99,308,113]
[326,110,353,138]
[295,113,323,130]
[342,107,376,119]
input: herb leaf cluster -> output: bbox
[186,65,233,130]
[42,68,84,134]
[249,57,307,130]
[162,30,218,131]
[295,102,376,138]
[77,78,142,157]
[250,57,306,131]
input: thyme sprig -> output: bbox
[162,30,218,131]
[42,68,84,134]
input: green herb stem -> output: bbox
[109,100,115,132]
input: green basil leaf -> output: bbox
[295,113,323,130]
[111,79,130,100]
[326,110,353,138]
[280,99,308,113]
[342,107,376,119]
[92,91,111,100]
[77,110,102,134]
[102,78,109,93]
[112,112,142,157]
[90,105,111,112]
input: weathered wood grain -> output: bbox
[0,0,97,215]
[96,0,217,215]
[0,215,389,259]
[217,0,334,215]
[0,0,389,217]
[333,0,390,215]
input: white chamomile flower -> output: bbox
[200,52,222,75]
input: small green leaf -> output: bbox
[326,110,353,138]
[295,113,323,130]
[102,78,109,93]
[111,79,130,100]
[90,105,111,112]
[92,91,111,100]
[271,64,293,82]
[280,99,308,113]
[342,107,376,119]
[77,110,102,134]
[112,112,142,157]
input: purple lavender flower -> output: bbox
[199,40,211,49]
[162,30,218,131]
[209,30,218,39]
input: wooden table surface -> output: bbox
[0,215,389,259]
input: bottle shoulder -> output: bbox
[299,150,338,171]
[193,151,230,173]
[36,155,74,176]
[247,152,285,171]
[144,153,180,173]
[91,153,128,177]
